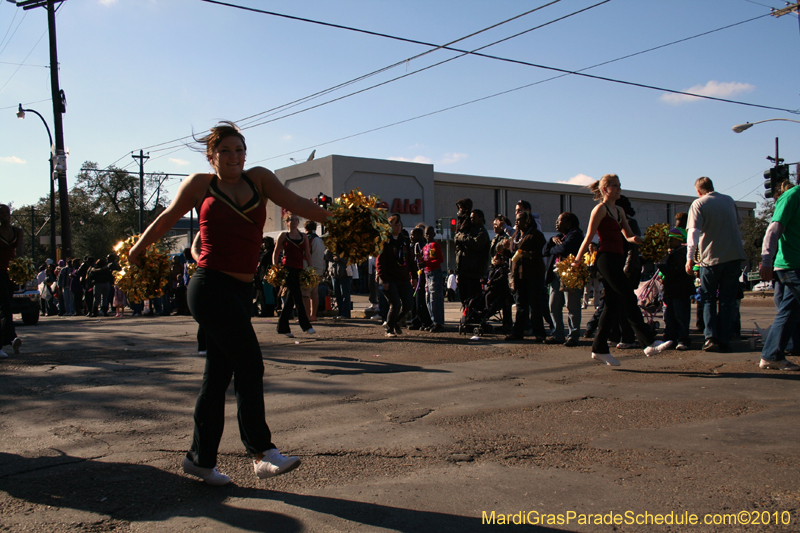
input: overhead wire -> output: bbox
[109,3,789,180]
[0,1,65,96]
[0,8,25,57]
[138,0,567,153]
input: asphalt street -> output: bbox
[0,294,797,533]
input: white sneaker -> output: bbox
[284,332,295,339]
[306,328,316,334]
[182,457,231,486]
[12,337,21,354]
[592,352,621,366]
[644,340,673,356]
[254,448,301,479]
[759,359,800,371]
[0,349,7,358]
[198,350,208,356]
[616,342,636,349]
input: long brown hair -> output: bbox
[193,121,247,161]
[587,174,619,202]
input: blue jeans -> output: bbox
[548,285,582,342]
[425,268,445,326]
[761,269,800,362]
[774,276,800,352]
[699,260,741,344]
[664,297,691,344]
[332,276,352,318]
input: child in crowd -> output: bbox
[446,269,458,302]
[484,254,513,333]
[658,228,695,350]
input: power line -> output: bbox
[111,4,792,172]
[139,0,567,153]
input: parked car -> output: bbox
[12,278,40,325]
[753,281,774,292]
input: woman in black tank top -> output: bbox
[127,122,330,486]
[573,174,672,366]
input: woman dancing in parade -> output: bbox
[0,204,23,358]
[273,212,314,338]
[573,174,671,366]
[129,121,330,485]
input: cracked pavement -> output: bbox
[0,296,798,532]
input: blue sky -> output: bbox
[2,0,799,212]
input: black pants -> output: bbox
[278,267,311,334]
[187,268,274,468]
[592,252,653,354]
[0,270,16,347]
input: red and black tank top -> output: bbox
[597,206,624,255]
[281,234,305,269]
[197,173,266,274]
[0,227,19,271]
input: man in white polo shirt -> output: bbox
[685,177,746,353]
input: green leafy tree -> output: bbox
[10,162,175,262]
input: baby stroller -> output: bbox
[634,271,664,332]
[458,286,510,336]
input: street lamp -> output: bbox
[732,118,800,133]
[17,103,57,259]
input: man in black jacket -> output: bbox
[377,214,412,337]
[454,207,490,306]
[543,212,584,346]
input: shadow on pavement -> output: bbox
[265,355,450,376]
[0,451,566,532]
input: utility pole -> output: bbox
[771,2,800,37]
[9,0,71,257]
[132,150,150,233]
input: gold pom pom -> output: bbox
[8,256,37,286]
[264,264,288,287]
[639,223,670,262]
[299,267,320,288]
[113,235,172,304]
[186,262,197,278]
[322,188,391,265]
[583,251,596,266]
[555,254,590,290]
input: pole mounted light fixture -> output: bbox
[732,118,800,133]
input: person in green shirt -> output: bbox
[759,184,800,370]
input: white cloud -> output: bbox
[282,134,293,141]
[557,173,594,186]
[660,80,755,105]
[168,158,190,166]
[388,155,433,164]
[439,152,468,165]
[0,156,26,165]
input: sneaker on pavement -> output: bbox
[702,339,719,352]
[385,331,397,338]
[182,457,231,486]
[0,349,7,358]
[393,324,403,335]
[284,332,295,339]
[564,338,578,347]
[12,337,21,354]
[306,328,316,334]
[254,448,301,479]
[616,342,636,349]
[544,336,563,345]
[676,342,689,351]
[429,323,443,333]
[592,352,621,366]
[759,359,800,371]
[644,340,673,356]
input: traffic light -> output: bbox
[317,192,332,209]
[449,218,457,232]
[435,218,443,233]
[764,165,790,199]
